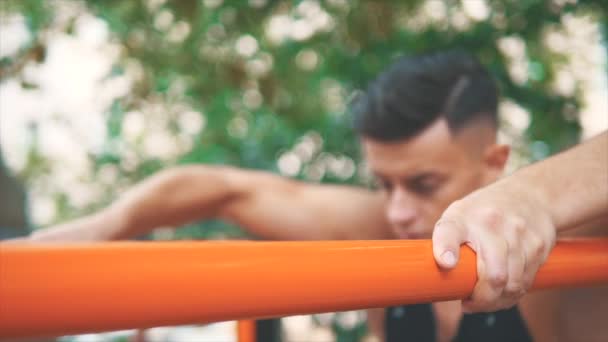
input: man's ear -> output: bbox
[482,144,510,179]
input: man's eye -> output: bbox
[377,179,393,192]
[408,181,438,196]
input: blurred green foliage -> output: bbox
[2,0,606,233]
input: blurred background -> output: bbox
[0,0,606,341]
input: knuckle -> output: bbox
[434,217,452,229]
[511,219,526,235]
[479,208,504,230]
[527,234,545,258]
[434,216,465,236]
[504,282,525,297]
[433,219,452,237]
[533,239,546,257]
[486,270,508,287]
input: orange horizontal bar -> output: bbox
[0,239,607,339]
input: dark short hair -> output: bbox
[352,50,498,141]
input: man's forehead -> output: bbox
[361,120,467,177]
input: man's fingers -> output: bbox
[503,222,527,299]
[432,216,468,269]
[521,233,549,289]
[464,230,509,312]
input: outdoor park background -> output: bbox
[0,0,606,341]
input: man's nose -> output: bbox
[386,188,418,227]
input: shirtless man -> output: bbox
[22,51,602,341]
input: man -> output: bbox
[23,51,559,341]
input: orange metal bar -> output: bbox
[236,320,256,342]
[0,239,607,339]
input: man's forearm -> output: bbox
[511,131,608,231]
[31,165,238,241]
[30,206,127,241]
[111,165,238,238]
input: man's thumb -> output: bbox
[432,217,467,269]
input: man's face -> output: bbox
[363,119,504,239]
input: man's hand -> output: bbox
[430,132,607,312]
[431,181,556,312]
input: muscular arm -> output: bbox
[29,165,390,242]
[432,131,608,312]
[517,131,608,231]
